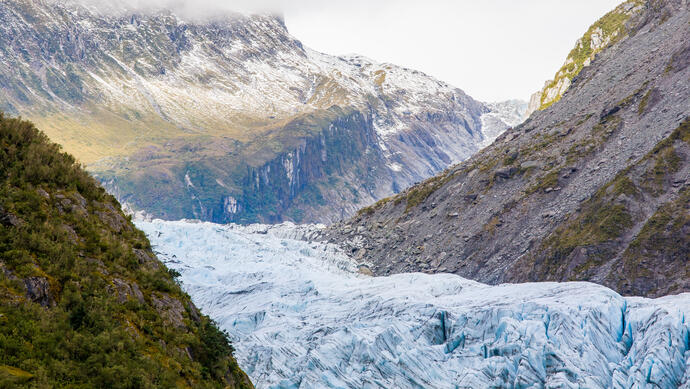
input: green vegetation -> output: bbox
[537,0,644,110]
[641,119,688,195]
[0,114,252,388]
[642,146,680,195]
[0,365,34,386]
[525,114,623,196]
[592,115,622,138]
[621,187,689,284]
[638,88,653,115]
[616,81,650,109]
[545,202,632,258]
[530,195,634,281]
[98,106,381,224]
[396,171,455,212]
[564,137,598,165]
[613,176,639,197]
[483,216,501,236]
[526,119,689,284]
[358,196,393,217]
[502,153,518,166]
[526,169,560,195]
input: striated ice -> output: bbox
[136,219,690,389]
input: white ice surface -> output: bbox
[479,100,528,148]
[137,219,690,389]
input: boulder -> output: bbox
[0,206,23,227]
[23,277,55,307]
[151,293,186,328]
[109,278,145,304]
[494,167,517,179]
[520,160,542,170]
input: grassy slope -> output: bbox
[0,114,253,388]
[94,105,373,223]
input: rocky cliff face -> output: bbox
[325,0,690,298]
[525,0,647,118]
[0,115,252,387]
[0,0,517,223]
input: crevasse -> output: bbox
[137,219,690,389]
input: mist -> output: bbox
[55,0,384,20]
[55,0,286,19]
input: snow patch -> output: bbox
[184,173,194,188]
[388,162,403,172]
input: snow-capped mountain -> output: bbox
[137,219,690,388]
[0,0,519,224]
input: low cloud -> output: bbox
[56,0,288,19]
[57,0,395,20]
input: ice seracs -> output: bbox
[479,100,528,148]
[137,219,690,389]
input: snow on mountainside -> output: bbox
[137,219,690,389]
[479,100,527,148]
[0,0,520,224]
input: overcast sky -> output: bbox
[281,0,622,102]
[73,0,623,102]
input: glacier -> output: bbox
[478,100,528,149]
[136,219,690,389]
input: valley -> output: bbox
[0,0,523,224]
[326,0,689,298]
[0,0,688,388]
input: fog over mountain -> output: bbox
[2,0,526,225]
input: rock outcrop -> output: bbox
[524,0,647,118]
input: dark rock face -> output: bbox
[151,292,186,329]
[157,108,396,224]
[0,205,23,227]
[108,278,146,304]
[23,277,54,307]
[326,0,690,298]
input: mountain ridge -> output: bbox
[525,0,647,117]
[324,0,689,298]
[0,0,521,224]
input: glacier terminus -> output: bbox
[137,219,690,389]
